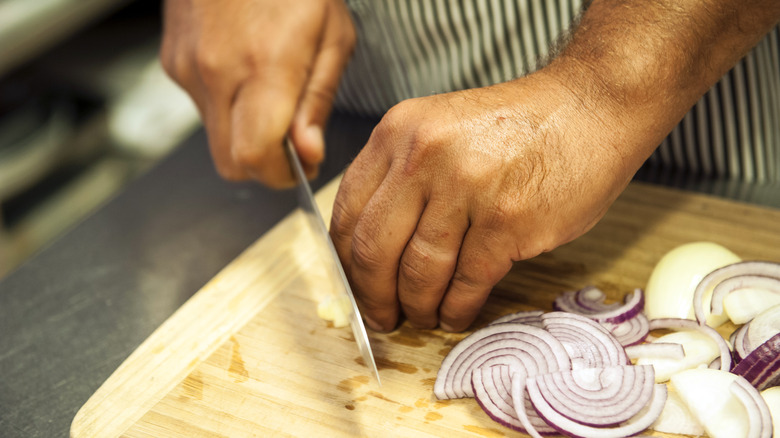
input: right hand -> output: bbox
[161,0,356,187]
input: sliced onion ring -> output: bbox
[729,376,773,438]
[434,322,571,399]
[530,365,656,426]
[600,312,650,346]
[554,287,644,323]
[542,312,629,368]
[731,332,780,391]
[693,261,780,325]
[472,365,556,435]
[524,377,667,438]
[710,275,780,317]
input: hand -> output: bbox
[330,64,661,333]
[160,0,355,186]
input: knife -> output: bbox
[284,137,381,385]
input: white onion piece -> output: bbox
[732,332,780,390]
[671,368,750,438]
[531,365,656,426]
[716,276,780,323]
[541,312,628,369]
[729,377,773,438]
[525,377,667,438]
[636,330,721,382]
[648,318,732,371]
[746,304,780,352]
[693,261,780,326]
[625,342,685,361]
[650,390,705,436]
[434,322,571,399]
[645,242,740,326]
[554,287,644,323]
[761,387,780,438]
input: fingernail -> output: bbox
[364,315,383,332]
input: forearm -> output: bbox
[546,0,780,169]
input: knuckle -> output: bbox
[350,229,385,273]
[399,242,435,293]
[329,195,355,242]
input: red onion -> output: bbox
[434,322,571,400]
[489,310,544,326]
[710,275,780,317]
[522,373,667,438]
[648,318,732,371]
[554,287,644,323]
[541,312,629,368]
[600,312,650,346]
[472,365,557,435]
[745,304,780,353]
[529,365,656,426]
[731,332,780,390]
[729,376,773,438]
[692,261,780,325]
[732,322,752,361]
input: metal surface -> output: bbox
[284,137,380,385]
[0,113,377,438]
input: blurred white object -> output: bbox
[108,60,200,158]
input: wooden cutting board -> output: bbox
[71,176,780,438]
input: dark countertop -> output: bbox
[0,112,376,438]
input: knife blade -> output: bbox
[284,137,381,385]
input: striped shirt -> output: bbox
[335,0,780,200]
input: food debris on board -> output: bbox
[434,241,780,437]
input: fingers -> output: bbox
[397,199,469,329]
[230,73,301,187]
[438,227,515,332]
[291,0,356,179]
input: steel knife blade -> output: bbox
[284,137,381,385]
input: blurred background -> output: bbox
[0,0,198,278]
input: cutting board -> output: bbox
[71,176,780,438]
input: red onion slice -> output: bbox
[472,365,557,435]
[554,287,644,323]
[710,275,780,317]
[434,322,571,399]
[542,312,629,368]
[729,376,773,438]
[524,377,667,438]
[648,318,732,371]
[600,312,650,346]
[745,304,780,353]
[732,322,752,361]
[693,261,780,325]
[531,365,656,426]
[489,310,544,326]
[731,332,780,390]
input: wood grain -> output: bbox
[71,177,780,438]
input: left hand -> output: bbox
[330,66,655,333]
